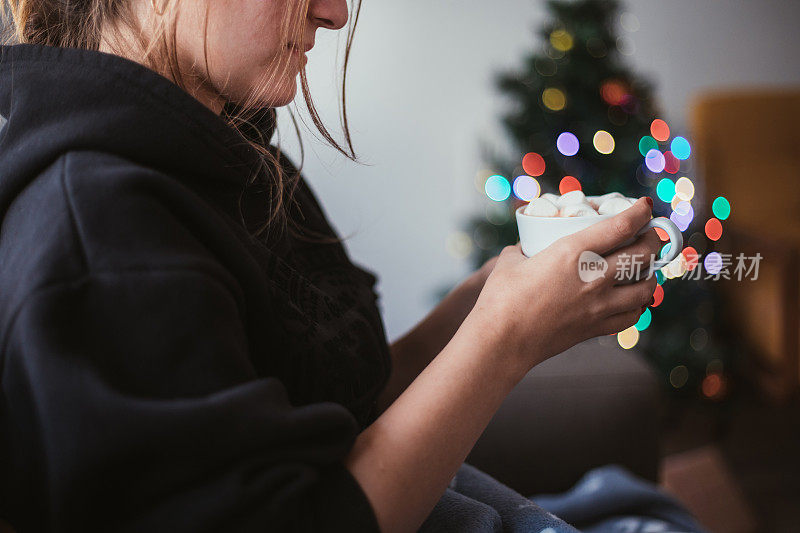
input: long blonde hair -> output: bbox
[1,0,361,243]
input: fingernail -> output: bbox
[650,297,655,306]
[644,196,653,208]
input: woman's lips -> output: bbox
[287,43,309,64]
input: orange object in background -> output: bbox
[692,88,800,401]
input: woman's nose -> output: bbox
[308,0,349,30]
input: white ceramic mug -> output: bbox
[515,205,683,269]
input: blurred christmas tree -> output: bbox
[461,0,741,401]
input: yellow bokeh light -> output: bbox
[675,177,695,201]
[617,326,640,349]
[662,253,687,279]
[445,231,473,259]
[542,88,566,111]
[550,29,574,52]
[669,365,689,388]
[593,130,615,155]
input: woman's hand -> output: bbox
[471,197,661,373]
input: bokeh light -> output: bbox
[671,136,691,160]
[670,201,694,231]
[638,135,658,157]
[617,326,640,349]
[522,152,546,177]
[656,178,676,202]
[620,12,640,32]
[682,246,699,270]
[512,175,540,201]
[635,308,652,331]
[593,130,615,154]
[702,374,724,399]
[645,149,666,173]
[542,87,567,111]
[690,328,709,351]
[616,36,635,55]
[484,175,511,202]
[662,253,688,279]
[663,151,680,174]
[473,225,498,250]
[557,132,580,156]
[445,231,473,259]
[550,29,574,51]
[705,218,723,241]
[652,284,664,307]
[704,251,723,274]
[674,177,695,201]
[559,175,582,194]
[650,119,670,141]
[600,80,627,106]
[712,196,731,220]
[669,365,689,388]
[485,202,510,225]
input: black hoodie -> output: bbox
[0,43,390,532]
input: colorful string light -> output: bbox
[592,130,615,154]
[617,326,640,349]
[484,175,511,202]
[522,152,546,177]
[671,136,691,160]
[645,149,665,173]
[638,135,658,157]
[712,196,731,220]
[656,178,675,202]
[650,119,670,141]
[550,29,574,51]
[705,218,723,241]
[512,175,540,201]
[559,175,582,194]
[557,132,579,156]
[674,177,695,201]
[542,87,567,111]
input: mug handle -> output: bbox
[638,217,683,270]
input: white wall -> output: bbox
[278,0,800,342]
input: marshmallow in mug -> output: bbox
[522,191,636,218]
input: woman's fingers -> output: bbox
[604,228,662,284]
[597,308,645,337]
[603,276,658,316]
[570,198,653,256]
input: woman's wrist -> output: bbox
[454,301,533,387]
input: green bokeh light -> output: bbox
[712,196,731,220]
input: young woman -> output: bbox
[0,1,690,532]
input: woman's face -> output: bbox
[173,0,349,111]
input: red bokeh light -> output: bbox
[522,152,546,177]
[650,119,670,142]
[559,176,582,194]
[682,246,699,270]
[705,218,723,241]
[664,151,680,174]
[600,80,627,106]
[651,284,664,307]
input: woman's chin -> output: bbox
[261,84,298,108]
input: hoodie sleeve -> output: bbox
[2,266,379,532]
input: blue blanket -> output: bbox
[419,464,707,532]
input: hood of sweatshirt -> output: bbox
[0,43,277,224]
